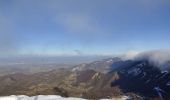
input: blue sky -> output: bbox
[0,0,170,56]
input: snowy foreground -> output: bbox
[0,95,129,100]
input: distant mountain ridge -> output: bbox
[72,57,121,73]
[72,56,170,99]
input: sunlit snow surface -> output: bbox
[0,95,129,100]
[0,95,85,100]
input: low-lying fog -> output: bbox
[0,55,111,76]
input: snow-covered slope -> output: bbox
[110,60,170,99]
[0,95,129,100]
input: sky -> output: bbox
[0,0,170,57]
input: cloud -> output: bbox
[121,49,170,70]
[56,13,89,32]
[121,51,140,60]
[51,0,170,36]
[135,49,170,65]
[55,13,102,35]
[73,50,83,55]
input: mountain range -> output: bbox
[0,56,169,100]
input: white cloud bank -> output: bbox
[121,49,170,70]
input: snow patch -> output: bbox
[127,67,142,76]
[0,95,86,100]
[0,95,129,100]
[166,81,170,86]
